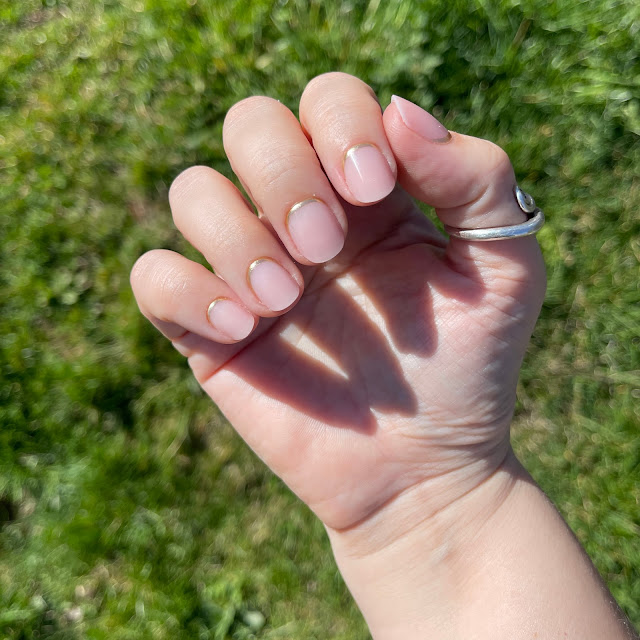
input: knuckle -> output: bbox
[223,95,283,133]
[484,142,514,182]
[461,140,515,208]
[130,250,188,317]
[303,72,344,96]
[130,249,163,290]
[301,73,377,114]
[303,72,366,98]
[169,165,215,204]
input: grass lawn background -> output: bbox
[1,0,638,637]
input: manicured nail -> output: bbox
[344,144,396,204]
[248,258,300,311]
[391,95,451,142]
[207,298,255,341]
[287,198,345,263]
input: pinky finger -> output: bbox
[130,249,257,345]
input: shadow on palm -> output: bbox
[197,188,490,433]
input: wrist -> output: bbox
[327,450,633,640]
[326,449,524,638]
[327,438,516,558]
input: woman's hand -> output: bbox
[131,73,638,640]
[131,72,545,540]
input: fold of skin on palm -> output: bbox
[172,185,544,543]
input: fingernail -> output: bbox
[344,144,396,204]
[248,258,300,311]
[207,298,255,341]
[391,95,451,142]
[287,198,345,263]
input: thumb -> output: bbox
[383,95,546,304]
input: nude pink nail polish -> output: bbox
[390,95,451,142]
[207,298,255,341]
[344,144,396,204]
[248,259,300,312]
[287,199,345,263]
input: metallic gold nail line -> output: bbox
[285,198,324,260]
[343,142,377,171]
[246,257,274,301]
[207,297,230,326]
[431,131,453,144]
[286,197,346,263]
[287,197,323,221]
[286,197,326,235]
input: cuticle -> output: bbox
[246,256,302,310]
[207,297,233,336]
[343,142,379,171]
[207,296,231,321]
[246,256,298,304]
[246,257,272,295]
[285,197,327,259]
[433,131,453,144]
[286,197,323,226]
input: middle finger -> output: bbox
[223,96,347,266]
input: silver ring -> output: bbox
[444,185,545,241]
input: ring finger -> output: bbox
[169,166,304,316]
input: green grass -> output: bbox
[1,0,638,637]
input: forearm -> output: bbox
[327,451,636,640]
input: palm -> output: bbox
[185,188,539,530]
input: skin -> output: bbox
[131,73,637,639]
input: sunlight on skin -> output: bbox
[288,269,405,378]
[279,322,349,380]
